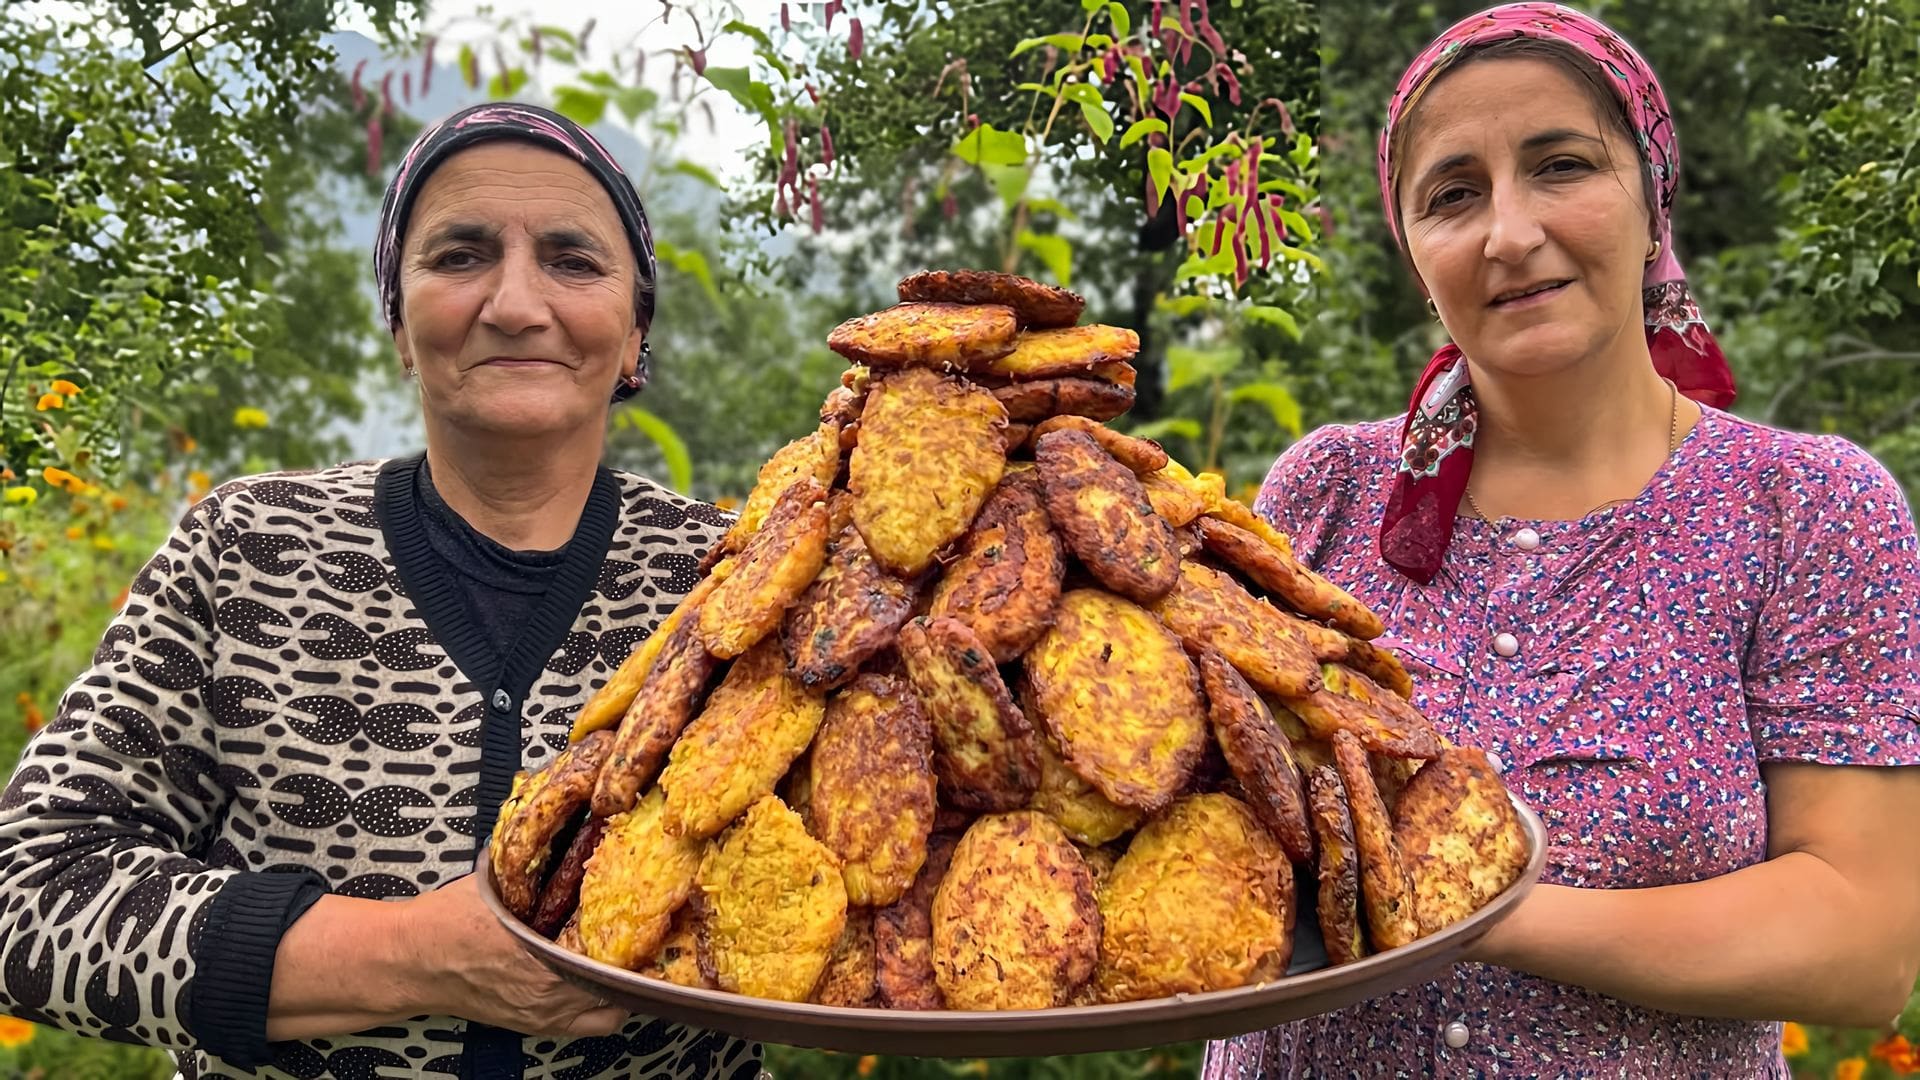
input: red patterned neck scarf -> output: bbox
[1375,3,1737,585]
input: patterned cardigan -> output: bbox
[0,457,764,1079]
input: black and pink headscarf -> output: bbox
[1375,3,1738,584]
[373,102,657,399]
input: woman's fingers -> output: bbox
[559,1003,628,1038]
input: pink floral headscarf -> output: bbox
[1375,2,1737,585]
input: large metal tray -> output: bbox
[476,795,1546,1057]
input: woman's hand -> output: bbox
[396,873,629,1037]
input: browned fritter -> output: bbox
[1331,730,1420,951]
[1306,765,1368,966]
[1089,360,1136,388]
[812,907,879,1006]
[924,470,1065,663]
[717,423,844,557]
[1094,794,1292,1003]
[556,915,583,954]
[577,787,705,970]
[1029,414,1169,474]
[638,905,713,989]
[981,325,1142,381]
[1195,517,1383,640]
[931,811,1102,1010]
[1371,753,1423,816]
[1201,490,1295,559]
[821,384,866,428]
[1138,466,1210,528]
[897,617,1041,812]
[781,750,814,831]
[1273,706,1334,772]
[1001,422,1034,454]
[1392,747,1529,936]
[1195,648,1315,864]
[896,269,1085,329]
[849,367,1009,577]
[809,674,938,906]
[1035,429,1180,603]
[695,795,848,1002]
[827,301,1020,370]
[1284,663,1442,760]
[1077,843,1121,897]
[490,730,613,921]
[874,831,959,1010]
[1027,721,1143,845]
[699,477,833,660]
[1024,589,1208,813]
[1296,621,1410,697]
[1149,560,1322,699]
[660,636,827,839]
[591,614,721,818]
[782,521,918,691]
[993,377,1136,423]
[571,563,731,743]
[531,816,606,938]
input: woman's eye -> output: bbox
[554,256,599,275]
[1543,157,1590,175]
[436,250,479,269]
[1429,186,1471,210]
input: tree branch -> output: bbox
[142,8,243,71]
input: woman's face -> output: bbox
[1396,57,1652,382]
[393,142,641,440]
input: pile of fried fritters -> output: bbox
[486,270,1531,1013]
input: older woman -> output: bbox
[1207,5,1920,1077]
[0,104,757,1079]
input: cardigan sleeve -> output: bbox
[0,492,326,1066]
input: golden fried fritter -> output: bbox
[1089,360,1136,387]
[1035,429,1180,603]
[1024,589,1208,812]
[1077,844,1121,897]
[532,816,606,938]
[931,812,1101,1010]
[898,617,1040,812]
[897,269,1085,329]
[699,478,833,659]
[981,326,1141,381]
[993,377,1136,423]
[849,367,1009,577]
[556,915,583,954]
[1030,414,1169,474]
[1296,621,1411,697]
[1149,561,1322,699]
[1285,663,1442,760]
[924,470,1065,663]
[1195,517,1383,640]
[1331,731,1420,951]
[571,563,732,743]
[577,788,705,970]
[1139,465,1211,528]
[660,637,827,839]
[812,907,879,1006]
[591,614,721,818]
[782,521,918,691]
[1094,794,1292,1002]
[827,301,1020,370]
[1195,648,1314,864]
[489,730,613,921]
[1028,723,1142,845]
[1272,706,1334,772]
[638,905,713,988]
[808,674,938,906]
[1306,765,1368,966]
[1371,752,1423,816]
[1393,747,1528,936]
[695,795,848,1002]
[821,384,865,428]
[874,831,958,1010]
[718,424,844,556]
[933,806,976,837]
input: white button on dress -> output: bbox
[1493,632,1520,657]
[1512,527,1541,551]
[1443,1021,1471,1048]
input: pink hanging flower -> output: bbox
[849,18,863,60]
[781,3,791,31]
[820,123,835,166]
[402,71,412,104]
[1215,63,1240,105]
[379,71,394,114]
[366,114,383,176]
[805,82,820,104]
[809,175,824,233]
[686,46,707,75]
[942,191,958,219]
[1102,49,1120,83]
[420,36,435,95]
[350,59,367,110]
[824,0,843,31]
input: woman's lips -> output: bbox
[1488,280,1571,309]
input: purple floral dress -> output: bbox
[1203,407,1920,1079]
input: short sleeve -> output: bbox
[1252,422,1369,567]
[1744,437,1920,765]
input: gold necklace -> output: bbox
[1463,377,1679,523]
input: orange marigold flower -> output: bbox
[1873,1033,1920,1074]
[40,467,82,493]
[856,1056,877,1077]
[34,393,64,411]
[1836,1057,1869,1080]
[0,467,12,480]
[188,470,212,499]
[50,379,81,396]
[1783,1022,1810,1057]
[22,701,44,733]
[0,1013,33,1048]
[64,525,84,541]
[108,495,129,512]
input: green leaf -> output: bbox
[1023,197,1078,220]
[487,67,529,98]
[1173,248,1238,282]
[702,66,757,112]
[1082,0,1106,10]
[1017,230,1073,287]
[1229,381,1302,438]
[655,240,722,306]
[1108,2,1132,37]
[1120,118,1167,148]
[1274,244,1326,272]
[981,162,1030,209]
[1257,178,1310,199]
[1127,417,1203,442]
[722,19,774,50]
[668,160,725,191]
[613,85,659,124]
[1078,100,1114,143]
[534,25,578,46]
[756,49,793,81]
[578,71,620,90]
[1061,83,1103,107]
[1016,82,1060,97]
[1289,131,1314,169]
[1278,207,1314,243]
[1179,92,1213,127]
[1147,147,1173,201]
[619,407,693,493]
[1243,305,1302,341]
[1166,345,1241,393]
[1013,33,1087,58]
[552,86,608,126]
[1154,294,1211,316]
[951,124,1027,167]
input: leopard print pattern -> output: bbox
[0,460,763,1079]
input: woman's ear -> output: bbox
[620,325,644,381]
[392,326,414,377]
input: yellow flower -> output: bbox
[0,1014,33,1048]
[34,393,63,411]
[233,406,270,429]
[1837,1058,1868,1080]
[1782,1021,1809,1057]
[0,570,8,584]
[50,379,81,396]
[91,535,116,551]
[2,487,35,506]
[188,470,212,500]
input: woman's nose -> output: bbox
[479,248,553,336]
[1482,181,1546,264]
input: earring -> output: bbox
[1425,297,1440,321]
[1646,238,1662,263]
[402,364,416,380]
